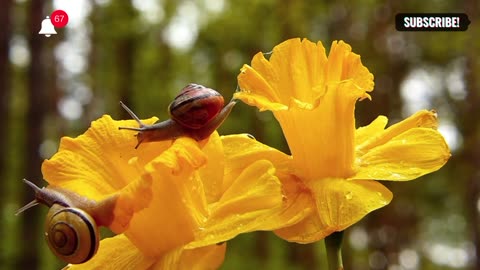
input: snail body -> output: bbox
[119,83,236,148]
[16,179,114,264]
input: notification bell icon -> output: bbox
[39,16,57,37]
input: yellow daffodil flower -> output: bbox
[41,115,283,269]
[232,38,451,243]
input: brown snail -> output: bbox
[119,83,236,148]
[16,179,117,264]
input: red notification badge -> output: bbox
[50,10,69,28]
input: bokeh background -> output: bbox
[0,0,478,269]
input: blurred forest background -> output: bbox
[0,0,479,269]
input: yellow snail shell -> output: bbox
[45,204,100,264]
[16,179,114,264]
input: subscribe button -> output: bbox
[396,13,470,31]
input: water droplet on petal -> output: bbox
[345,191,353,200]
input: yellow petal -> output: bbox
[262,38,328,104]
[176,244,226,270]
[326,40,374,92]
[236,39,373,111]
[274,80,360,180]
[233,89,288,112]
[124,173,196,257]
[198,132,225,204]
[271,174,315,229]
[108,175,153,232]
[355,115,388,146]
[273,176,321,243]
[356,110,440,155]
[149,136,211,226]
[42,115,164,199]
[277,178,392,243]
[274,211,331,243]
[186,160,282,248]
[235,65,288,112]
[312,178,392,232]
[125,138,207,257]
[214,160,280,216]
[152,137,208,174]
[152,244,226,270]
[237,39,374,180]
[63,234,155,270]
[42,115,170,232]
[236,38,329,111]
[221,134,292,188]
[221,134,313,233]
[352,128,450,181]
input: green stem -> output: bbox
[325,231,344,270]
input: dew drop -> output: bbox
[345,191,353,200]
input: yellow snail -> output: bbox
[119,83,237,148]
[16,179,116,264]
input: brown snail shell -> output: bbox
[119,83,236,148]
[169,83,224,129]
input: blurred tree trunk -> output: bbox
[116,36,135,113]
[0,0,12,198]
[462,0,480,268]
[114,0,137,118]
[288,243,317,269]
[18,1,47,269]
[117,44,135,106]
[86,2,100,121]
[253,231,269,267]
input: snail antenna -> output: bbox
[119,101,146,129]
[15,179,42,215]
[15,200,39,216]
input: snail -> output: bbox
[119,83,236,148]
[16,179,117,264]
